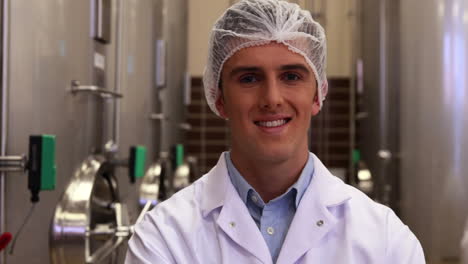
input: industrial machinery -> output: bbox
[0,0,104,262]
[0,135,56,203]
[50,146,147,264]
[0,0,188,262]
[138,0,193,206]
[0,135,57,255]
[359,0,468,262]
[139,146,199,207]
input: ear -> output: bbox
[311,93,320,116]
[215,95,228,119]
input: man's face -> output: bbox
[217,42,320,163]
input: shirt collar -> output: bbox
[225,152,314,208]
[201,152,352,217]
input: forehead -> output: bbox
[223,42,310,70]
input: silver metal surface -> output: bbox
[0,0,6,262]
[4,1,100,263]
[93,0,121,152]
[0,0,175,263]
[155,39,166,87]
[51,152,153,264]
[50,155,124,264]
[361,0,468,261]
[173,163,190,193]
[138,162,161,207]
[360,0,400,206]
[399,0,468,261]
[70,80,123,99]
[135,201,152,225]
[159,0,188,153]
[0,155,26,172]
[112,0,123,147]
[139,153,172,206]
[114,1,164,241]
[348,0,362,187]
[149,113,168,121]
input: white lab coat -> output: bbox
[126,153,425,264]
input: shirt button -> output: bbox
[251,195,258,203]
[316,220,324,227]
[267,227,275,235]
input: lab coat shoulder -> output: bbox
[336,182,425,263]
[126,153,425,264]
[126,160,228,264]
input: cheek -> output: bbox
[225,90,256,113]
[289,93,315,114]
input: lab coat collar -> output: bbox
[276,153,352,263]
[201,153,271,263]
[217,177,272,263]
[201,154,229,217]
[200,152,352,263]
[201,152,351,215]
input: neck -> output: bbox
[229,148,309,203]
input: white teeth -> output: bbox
[257,119,287,128]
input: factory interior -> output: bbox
[0,0,467,263]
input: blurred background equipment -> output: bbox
[358,0,468,262]
[0,0,465,263]
[187,0,468,263]
[49,146,148,264]
[0,0,193,263]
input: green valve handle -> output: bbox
[28,135,56,203]
[129,145,146,183]
[352,149,361,165]
[175,144,184,167]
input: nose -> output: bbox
[258,77,283,110]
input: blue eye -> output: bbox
[239,75,258,83]
[282,73,301,81]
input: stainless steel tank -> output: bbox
[360,0,468,262]
[113,0,163,233]
[51,0,165,263]
[0,0,165,263]
[1,1,99,263]
[158,0,189,153]
[399,0,468,261]
[139,0,189,205]
[359,0,400,209]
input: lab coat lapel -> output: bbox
[276,154,351,264]
[201,153,272,263]
[217,174,272,264]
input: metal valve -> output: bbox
[70,80,123,99]
[106,145,147,184]
[0,135,56,202]
[84,200,153,263]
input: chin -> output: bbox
[253,143,298,163]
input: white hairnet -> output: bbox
[203,0,328,116]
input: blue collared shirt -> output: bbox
[225,152,314,262]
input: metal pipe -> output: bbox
[378,0,389,205]
[0,155,26,172]
[0,0,8,262]
[348,0,362,186]
[113,0,123,146]
[70,80,123,98]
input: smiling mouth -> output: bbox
[254,118,292,128]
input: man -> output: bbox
[126,0,425,263]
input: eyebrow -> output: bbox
[228,64,311,79]
[228,66,262,78]
[279,64,311,73]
